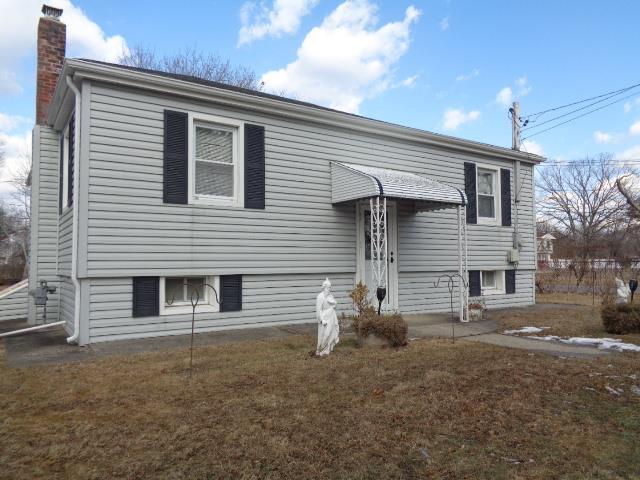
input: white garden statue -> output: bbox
[316,278,339,356]
[615,278,630,304]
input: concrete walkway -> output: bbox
[405,313,611,359]
[3,308,614,367]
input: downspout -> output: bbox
[65,75,82,344]
[513,160,521,252]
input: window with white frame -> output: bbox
[477,167,499,222]
[160,276,220,315]
[481,270,505,295]
[190,115,242,206]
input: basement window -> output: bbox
[481,270,505,295]
[159,276,220,315]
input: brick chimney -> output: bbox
[36,4,66,125]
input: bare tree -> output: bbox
[0,147,31,280]
[537,154,631,286]
[617,174,640,218]
[119,45,264,91]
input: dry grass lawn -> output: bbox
[491,293,640,344]
[1,329,640,479]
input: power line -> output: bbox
[522,88,638,131]
[522,90,640,141]
[522,81,640,119]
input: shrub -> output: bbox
[349,282,408,347]
[601,303,640,334]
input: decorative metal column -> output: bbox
[457,205,470,322]
[370,196,387,314]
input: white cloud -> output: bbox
[619,144,640,160]
[439,16,449,31]
[0,70,22,96]
[629,120,640,136]
[260,0,421,113]
[0,0,128,95]
[515,76,531,96]
[495,87,513,107]
[455,68,479,82]
[495,76,531,107]
[521,139,544,156]
[400,75,418,88]
[238,0,319,46]
[0,113,30,132]
[442,108,480,130]
[624,98,640,113]
[594,130,614,144]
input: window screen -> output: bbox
[477,169,496,218]
[195,125,234,198]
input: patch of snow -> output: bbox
[503,326,549,335]
[526,335,640,352]
[631,386,640,396]
[605,386,623,396]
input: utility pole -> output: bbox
[510,101,521,150]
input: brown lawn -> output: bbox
[491,293,640,344]
[1,322,640,479]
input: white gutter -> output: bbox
[65,75,81,344]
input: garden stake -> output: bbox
[166,282,220,380]
[433,274,468,344]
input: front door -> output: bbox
[356,201,398,311]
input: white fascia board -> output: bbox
[52,59,545,164]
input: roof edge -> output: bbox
[51,59,545,164]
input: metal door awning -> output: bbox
[331,162,466,210]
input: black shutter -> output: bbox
[220,275,242,312]
[501,168,512,227]
[163,110,188,204]
[468,270,481,297]
[505,270,516,294]
[58,134,64,214]
[67,112,75,207]
[132,277,159,317]
[464,162,477,224]
[244,124,265,209]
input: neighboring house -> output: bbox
[536,233,556,267]
[24,6,543,345]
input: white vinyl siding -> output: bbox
[0,280,28,322]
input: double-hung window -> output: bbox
[477,166,500,224]
[189,114,243,206]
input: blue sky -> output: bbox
[1,0,640,189]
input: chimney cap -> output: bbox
[41,4,63,18]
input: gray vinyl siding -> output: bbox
[58,207,73,276]
[59,276,75,333]
[399,269,535,314]
[0,281,28,321]
[28,126,60,324]
[87,274,354,343]
[85,83,535,277]
[73,80,538,342]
